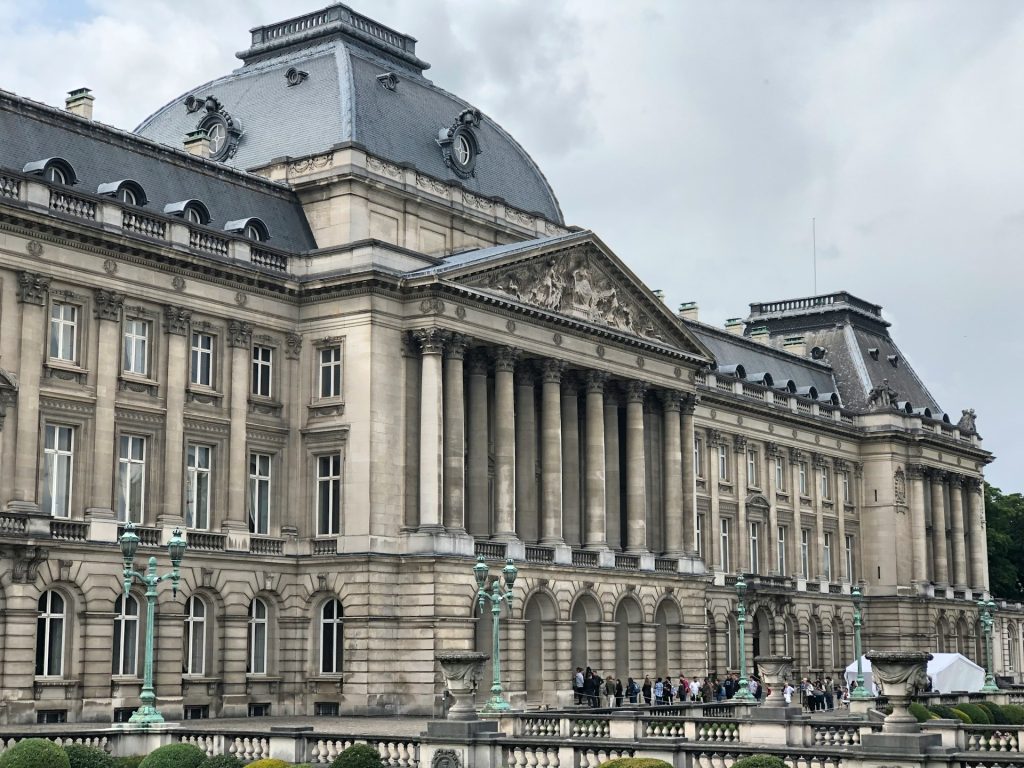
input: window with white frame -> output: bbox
[112,594,139,676]
[696,513,704,559]
[117,435,146,524]
[251,345,273,398]
[747,449,759,488]
[42,424,74,518]
[719,518,730,572]
[798,462,808,496]
[248,452,271,535]
[317,453,342,536]
[183,596,206,676]
[35,591,65,677]
[820,467,832,500]
[800,528,810,578]
[320,598,344,675]
[842,471,851,503]
[248,599,268,675]
[718,444,729,481]
[775,456,786,491]
[823,532,833,581]
[190,332,214,387]
[777,525,787,574]
[319,345,342,399]
[694,436,704,478]
[749,522,760,574]
[48,302,78,363]
[845,534,855,581]
[186,444,212,530]
[123,318,150,377]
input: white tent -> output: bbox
[844,653,985,694]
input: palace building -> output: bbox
[0,4,1018,724]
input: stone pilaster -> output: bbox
[443,334,468,533]
[765,442,781,575]
[709,430,725,571]
[812,453,828,580]
[907,464,928,585]
[929,469,949,586]
[789,447,804,578]
[160,305,191,526]
[539,360,565,545]
[560,375,581,548]
[624,380,648,554]
[584,371,608,549]
[465,351,490,538]
[834,457,848,582]
[492,346,518,541]
[603,384,621,550]
[948,474,967,589]
[225,320,253,547]
[680,395,697,555]
[966,478,989,592]
[284,333,303,540]
[734,435,749,572]
[88,289,125,525]
[660,390,684,556]
[413,328,447,532]
[514,364,538,542]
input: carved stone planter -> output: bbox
[436,652,489,721]
[754,655,793,707]
[866,650,931,733]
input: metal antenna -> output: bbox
[812,218,817,294]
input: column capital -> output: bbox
[625,380,647,404]
[17,271,50,305]
[163,305,192,336]
[585,370,609,394]
[853,460,864,478]
[444,333,470,360]
[658,389,682,412]
[560,370,581,395]
[93,288,125,322]
[680,392,699,415]
[765,441,782,459]
[812,452,829,469]
[788,446,803,462]
[832,457,849,472]
[227,320,253,348]
[708,428,724,447]
[412,327,449,355]
[492,345,519,372]
[514,364,536,387]
[284,332,303,360]
[927,467,948,482]
[963,475,983,492]
[733,434,748,453]
[948,474,964,489]
[906,463,926,480]
[540,359,567,384]
[467,349,489,375]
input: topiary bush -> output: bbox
[909,702,938,722]
[1002,703,1024,724]
[200,757,244,768]
[137,744,206,768]
[0,739,71,768]
[598,761,673,768]
[948,707,973,724]
[928,704,960,720]
[330,744,385,768]
[976,701,1009,725]
[112,758,145,768]
[957,703,990,724]
[244,760,289,768]
[64,745,115,768]
[731,758,787,768]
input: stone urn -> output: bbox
[754,655,793,707]
[865,650,931,733]
[436,651,489,721]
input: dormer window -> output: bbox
[23,157,78,186]
[97,180,148,207]
[164,200,211,226]
[224,217,269,242]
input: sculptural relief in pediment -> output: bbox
[461,246,668,341]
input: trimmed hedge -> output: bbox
[330,745,385,768]
[598,761,673,768]
[976,701,1010,725]
[200,757,245,768]
[245,761,290,768]
[731,758,788,768]
[64,745,115,768]
[112,758,145,768]
[1002,703,1024,725]
[137,744,206,768]
[928,703,971,722]
[909,702,937,722]
[0,739,71,768]
[957,703,991,724]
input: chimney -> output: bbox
[184,130,211,159]
[677,302,699,322]
[653,289,666,303]
[65,88,94,120]
[725,318,744,336]
[749,326,770,345]
[783,335,807,357]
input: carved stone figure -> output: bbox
[866,378,900,410]
[894,468,907,505]
[957,408,977,433]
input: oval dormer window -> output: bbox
[244,223,263,242]
[454,133,472,166]
[207,120,228,157]
[186,207,204,225]
[47,165,67,185]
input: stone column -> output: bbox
[9,273,50,513]
[812,454,827,580]
[492,346,518,540]
[680,395,697,554]
[908,464,928,584]
[624,381,648,553]
[604,386,622,549]
[414,328,446,532]
[561,376,581,548]
[766,443,781,575]
[660,391,684,556]
[709,430,724,570]
[514,365,538,542]
[584,372,608,549]
[930,469,949,586]
[88,289,125,523]
[284,333,303,539]
[966,478,989,592]
[443,334,468,533]
[225,320,252,542]
[789,448,803,578]
[948,475,968,589]
[160,305,191,526]
[835,458,849,582]
[539,360,565,544]
[465,351,490,537]
[734,435,749,572]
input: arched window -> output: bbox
[183,596,206,676]
[248,598,268,675]
[320,598,344,675]
[112,594,139,676]
[47,165,67,185]
[36,591,66,677]
[23,158,77,186]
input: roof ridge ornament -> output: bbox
[437,108,483,179]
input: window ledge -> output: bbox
[43,361,88,385]
[186,386,223,405]
[309,398,345,418]
[248,397,283,417]
[33,678,79,699]
[118,374,159,397]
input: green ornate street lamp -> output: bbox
[978,598,999,693]
[119,522,186,726]
[850,584,872,699]
[733,573,755,701]
[474,556,518,712]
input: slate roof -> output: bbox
[0,90,317,253]
[134,6,564,224]
[403,232,583,278]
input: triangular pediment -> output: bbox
[443,233,712,361]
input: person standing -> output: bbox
[615,677,624,707]
[574,667,584,705]
[642,675,653,705]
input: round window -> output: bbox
[454,134,472,166]
[446,125,478,178]
[206,121,228,157]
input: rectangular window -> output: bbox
[821,468,832,500]
[694,436,704,478]
[317,453,342,535]
[123,319,150,376]
[248,452,271,535]
[775,457,786,491]
[319,346,342,398]
[777,525,787,574]
[719,518,730,572]
[845,534,854,581]
[800,528,810,578]
[42,425,74,518]
[749,522,760,574]
[696,513,704,559]
[49,302,78,362]
[747,449,758,488]
[251,345,273,398]
[248,703,270,717]
[823,532,833,581]
[117,435,146,524]
[186,444,212,530]
[190,332,214,387]
[183,705,209,720]
[36,711,67,725]
[798,462,808,496]
[314,702,340,717]
[718,444,729,481]
[842,471,851,503]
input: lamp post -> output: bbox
[850,584,872,699]
[978,598,999,692]
[118,522,186,725]
[474,556,518,712]
[733,573,755,701]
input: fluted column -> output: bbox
[540,360,565,544]
[88,289,125,519]
[660,391,684,556]
[604,385,622,549]
[443,334,468,532]
[492,347,518,540]
[624,380,648,553]
[735,435,749,572]
[160,305,191,525]
[465,351,490,537]
[930,469,949,586]
[948,475,968,589]
[584,372,608,549]
[514,365,538,542]
[766,443,781,575]
[225,320,253,534]
[908,464,928,584]
[966,478,989,592]
[414,328,446,531]
[681,395,697,555]
[561,376,581,547]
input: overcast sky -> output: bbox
[2,0,1020,490]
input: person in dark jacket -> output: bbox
[641,675,652,705]
[626,677,639,704]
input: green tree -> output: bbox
[985,484,1024,600]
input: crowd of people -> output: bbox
[571,667,854,712]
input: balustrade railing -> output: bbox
[313,538,337,555]
[50,189,96,219]
[250,246,288,272]
[0,173,20,199]
[525,545,554,564]
[123,210,167,239]
[474,540,507,560]
[615,554,639,570]
[572,549,599,568]
[186,531,227,551]
[189,228,230,256]
[117,524,162,547]
[249,536,285,555]
[50,520,88,541]
[0,513,27,536]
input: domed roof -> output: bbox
[134,4,563,224]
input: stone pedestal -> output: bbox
[436,652,489,721]
[861,650,943,759]
[754,655,792,707]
